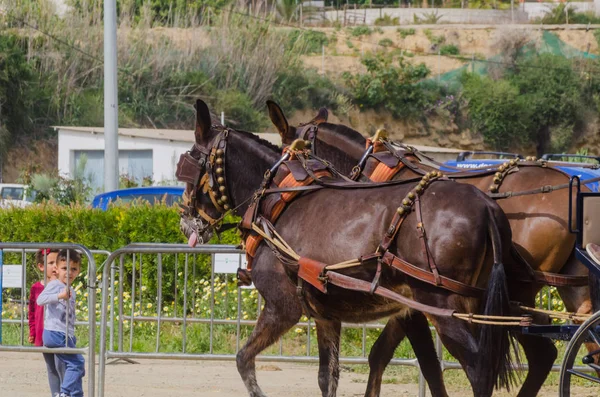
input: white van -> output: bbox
[0,184,35,208]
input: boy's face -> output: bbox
[37,252,59,281]
[56,259,81,285]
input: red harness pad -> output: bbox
[298,257,328,293]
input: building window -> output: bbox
[73,150,153,191]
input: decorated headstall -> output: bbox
[176,126,232,235]
[295,122,319,154]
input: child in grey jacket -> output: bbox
[37,249,85,397]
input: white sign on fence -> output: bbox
[2,265,23,288]
[214,253,247,274]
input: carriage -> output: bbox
[178,99,600,397]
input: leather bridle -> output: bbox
[176,126,234,237]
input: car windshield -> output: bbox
[1,187,25,200]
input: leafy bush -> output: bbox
[0,202,240,301]
[287,30,329,55]
[508,54,585,155]
[414,10,444,24]
[440,44,459,56]
[424,29,445,45]
[349,26,373,37]
[378,38,394,48]
[343,53,431,119]
[461,73,531,150]
[271,66,340,112]
[398,28,416,38]
[374,14,399,26]
[539,3,600,24]
[0,34,36,153]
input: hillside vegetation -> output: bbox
[1,0,600,183]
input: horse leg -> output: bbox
[315,319,342,397]
[428,316,494,397]
[513,333,556,397]
[236,267,303,396]
[365,312,448,397]
[504,282,556,397]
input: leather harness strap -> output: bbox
[415,195,441,285]
[381,251,485,297]
[534,271,589,287]
[325,271,456,318]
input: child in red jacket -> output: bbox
[29,248,65,397]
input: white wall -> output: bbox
[58,130,192,187]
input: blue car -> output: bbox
[91,186,185,210]
[442,152,600,192]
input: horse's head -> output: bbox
[266,100,328,147]
[178,99,282,247]
[176,99,232,246]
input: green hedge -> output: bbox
[0,202,241,303]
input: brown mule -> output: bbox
[180,99,524,397]
[266,101,580,396]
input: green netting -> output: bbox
[430,31,597,88]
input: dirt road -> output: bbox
[0,352,595,396]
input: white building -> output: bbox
[54,126,281,191]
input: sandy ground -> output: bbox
[0,352,598,397]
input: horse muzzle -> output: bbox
[180,216,213,247]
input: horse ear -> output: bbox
[194,99,212,144]
[267,100,295,144]
[314,107,329,124]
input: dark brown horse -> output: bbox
[180,99,526,397]
[266,101,592,396]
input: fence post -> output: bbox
[437,49,441,82]
[322,44,325,75]
[511,0,514,23]
[0,249,3,344]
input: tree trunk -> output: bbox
[536,124,551,157]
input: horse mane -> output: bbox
[232,128,281,153]
[318,122,366,145]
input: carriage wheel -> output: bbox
[559,310,600,397]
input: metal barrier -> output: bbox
[0,243,99,397]
[95,243,591,397]
[0,241,584,397]
[97,244,429,397]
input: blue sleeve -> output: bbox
[37,281,61,306]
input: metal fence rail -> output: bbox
[97,244,430,397]
[1,242,587,397]
[0,243,99,397]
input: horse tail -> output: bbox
[476,206,517,392]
